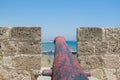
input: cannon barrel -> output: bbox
[52,36,88,80]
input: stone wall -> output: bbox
[77,27,120,80]
[0,27,41,80]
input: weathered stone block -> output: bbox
[103,54,120,68]
[104,68,117,80]
[2,56,15,69]
[0,68,9,80]
[10,27,41,40]
[77,27,103,41]
[95,41,108,55]
[9,70,31,80]
[0,27,41,80]
[13,55,41,70]
[0,27,10,40]
[90,69,104,80]
[77,41,95,55]
[78,55,103,69]
[18,41,40,54]
[2,41,18,56]
[108,41,120,54]
[106,28,120,42]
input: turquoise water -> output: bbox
[41,41,77,53]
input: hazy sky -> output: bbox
[0,0,120,41]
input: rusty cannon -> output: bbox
[42,36,90,80]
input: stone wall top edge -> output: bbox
[0,27,41,30]
[0,26,41,28]
[77,27,102,28]
[77,27,120,29]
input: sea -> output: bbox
[41,41,77,55]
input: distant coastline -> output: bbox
[41,40,77,55]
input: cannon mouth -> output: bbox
[54,36,66,44]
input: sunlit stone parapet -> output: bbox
[77,27,120,80]
[0,27,41,80]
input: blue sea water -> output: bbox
[41,41,77,53]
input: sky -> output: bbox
[0,0,120,41]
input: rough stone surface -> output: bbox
[104,69,117,80]
[95,41,108,55]
[103,54,120,68]
[2,41,18,56]
[78,56,103,69]
[109,41,120,54]
[10,27,41,40]
[77,27,120,80]
[2,56,15,69]
[0,27,10,40]
[13,55,41,70]
[77,42,95,55]
[106,28,120,42]
[18,41,40,54]
[10,70,31,80]
[77,27,103,41]
[0,68,9,80]
[90,69,104,80]
[0,27,41,80]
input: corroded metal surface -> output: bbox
[52,36,88,80]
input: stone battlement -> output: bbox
[77,27,120,80]
[0,27,41,80]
